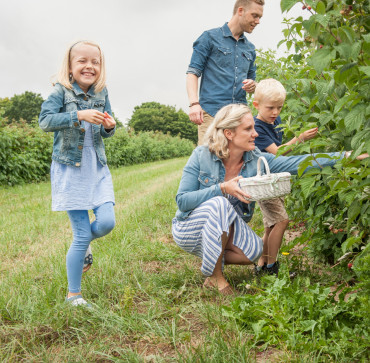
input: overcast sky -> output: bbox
[0,0,303,123]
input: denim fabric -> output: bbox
[174,146,344,222]
[66,202,115,293]
[187,23,256,117]
[39,82,115,167]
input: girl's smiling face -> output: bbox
[69,43,101,93]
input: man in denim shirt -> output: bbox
[186,0,264,144]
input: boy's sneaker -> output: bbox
[266,261,280,276]
[254,262,267,276]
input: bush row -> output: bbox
[0,121,53,186]
[105,129,194,168]
[0,121,194,186]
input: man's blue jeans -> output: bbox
[66,202,115,293]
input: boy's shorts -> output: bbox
[258,197,289,228]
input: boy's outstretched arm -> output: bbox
[265,127,319,155]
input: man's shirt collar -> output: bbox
[222,22,247,42]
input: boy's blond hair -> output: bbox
[254,78,286,104]
[204,104,252,159]
[233,0,265,14]
[56,40,106,93]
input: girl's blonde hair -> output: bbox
[204,104,252,159]
[254,78,286,104]
[56,40,106,93]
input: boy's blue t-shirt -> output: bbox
[254,116,284,152]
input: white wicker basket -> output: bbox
[238,156,291,201]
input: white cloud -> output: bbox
[0,0,305,123]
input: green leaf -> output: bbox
[311,14,328,28]
[347,200,361,225]
[309,49,336,74]
[362,33,370,43]
[299,176,316,199]
[334,43,361,61]
[342,236,362,253]
[334,94,354,114]
[338,27,357,44]
[334,62,359,84]
[344,104,366,132]
[300,320,318,332]
[359,66,370,77]
[351,129,370,149]
[315,1,326,15]
[280,0,298,13]
[338,190,356,204]
[298,157,314,177]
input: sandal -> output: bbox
[65,294,92,308]
[203,278,235,296]
[83,245,93,273]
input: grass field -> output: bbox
[1,158,368,362]
[0,158,265,362]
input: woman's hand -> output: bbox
[223,176,252,203]
[357,153,369,160]
[102,112,116,130]
[77,109,105,125]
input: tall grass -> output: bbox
[0,158,264,362]
[1,158,364,362]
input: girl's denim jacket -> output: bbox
[175,146,343,222]
[39,82,115,167]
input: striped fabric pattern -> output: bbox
[172,196,263,276]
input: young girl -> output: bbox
[39,40,116,307]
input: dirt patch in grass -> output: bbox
[158,233,174,245]
[255,348,285,362]
[97,334,177,361]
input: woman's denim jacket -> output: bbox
[175,146,343,222]
[39,82,115,167]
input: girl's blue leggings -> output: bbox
[66,202,115,293]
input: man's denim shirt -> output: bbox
[175,146,343,222]
[187,23,256,117]
[39,82,115,167]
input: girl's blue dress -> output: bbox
[50,121,115,211]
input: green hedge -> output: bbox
[0,121,53,186]
[105,128,194,167]
[0,121,194,186]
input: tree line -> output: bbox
[0,92,197,144]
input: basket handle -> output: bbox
[257,156,271,177]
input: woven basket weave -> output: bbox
[238,156,291,201]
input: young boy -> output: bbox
[252,78,318,276]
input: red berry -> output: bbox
[302,5,306,9]
[339,228,344,232]
[307,6,312,10]
[320,45,323,48]
[348,263,353,269]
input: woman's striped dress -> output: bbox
[172,196,263,276]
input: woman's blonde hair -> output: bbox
[204,104,252,159]
[56,40,106,93]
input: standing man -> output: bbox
[186,0,264,144]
